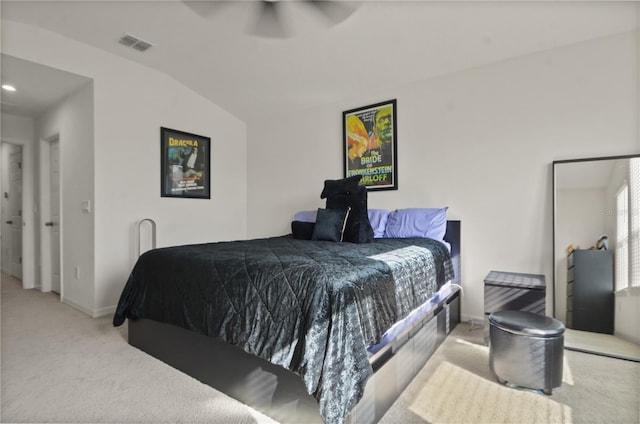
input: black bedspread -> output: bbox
[113,235,454,424]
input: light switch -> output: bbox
[81,200,91,213]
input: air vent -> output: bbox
[118,34,153,52]
[132,40,152,52]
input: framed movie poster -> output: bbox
[160,127,211,199]
[343,99,397,191]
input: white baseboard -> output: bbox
[461,314,486,328]
[93,304,117,318]
[614,331,640,345]
[62,297,95,317]
[62,297,116,319]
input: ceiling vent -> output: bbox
[118,34,153,52]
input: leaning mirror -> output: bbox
[553,154,640,362]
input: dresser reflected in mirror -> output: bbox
[553,155,640,362]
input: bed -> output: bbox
[113,214,461,424]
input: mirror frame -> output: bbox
[552,153,640,317]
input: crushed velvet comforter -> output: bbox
[113,235,454,424]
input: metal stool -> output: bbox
[489,310,565,394]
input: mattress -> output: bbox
[367,281,460,355]
[113,235,454,424]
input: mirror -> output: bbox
[553,154,640,362]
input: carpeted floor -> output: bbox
[379,318,640,424]
[0,273,278,424]
[2,272,639,423]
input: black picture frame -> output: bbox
[160,127,211,199]
[343,99,398,191]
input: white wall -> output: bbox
[2,21,638,324]
[36,82,95,311]
[247,31,640,322]
[3,21,248,316]
[0,113,36,289]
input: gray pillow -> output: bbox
[311,208,351,242]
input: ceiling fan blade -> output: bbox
[305,0,358,26]
[183,0,229,18]
[249,1,289,39]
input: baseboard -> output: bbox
[614,331,640,345]
[461,314,485,328]
[62,297,95,317]
[62,297,116,319]
[94,304,117,318]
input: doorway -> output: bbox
[1,142,23,280]
[2,54,92,299]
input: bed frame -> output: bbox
[128,220,461,424]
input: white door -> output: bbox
[0,143,23,279]
[1,144,10,274]
[9,148,23,279]
[49,140,61,294]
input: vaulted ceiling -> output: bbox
[1,1,638,123]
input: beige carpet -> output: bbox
[409,360,571,423]
[0,273,277,424]
[2,272,639,424]
[380,322,640,424]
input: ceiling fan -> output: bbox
[183,0,359,38]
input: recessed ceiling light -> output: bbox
[2,84,17,92]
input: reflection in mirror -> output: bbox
[553,155,640,362]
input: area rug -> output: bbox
[409,359,571,423]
